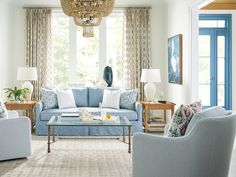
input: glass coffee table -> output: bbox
[47,116,132,153]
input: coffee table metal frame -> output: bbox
[47,116,132,153]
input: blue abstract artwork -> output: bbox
[168,34,182,84]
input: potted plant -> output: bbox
[4,87,29,101]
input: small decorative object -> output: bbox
[158,91,166,103]
[17,67,38,101]
[103,66,113,87]
[106,114,111,119]
[60,0,115,37]
[141,69,161,101]
[4,87,29,101]
[168,34,183,84]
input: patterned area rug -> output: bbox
[0,136,132,177]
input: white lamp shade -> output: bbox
[141,69,161,83]
[17,67,38,81]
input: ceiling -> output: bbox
[213,0,236,3]
[10,0,166,7]
[201,0,236,10]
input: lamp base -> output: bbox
[144,83,156,101]
[22,81,33,101]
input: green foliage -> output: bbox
[4,87,29,101]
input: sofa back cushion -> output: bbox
[41,88,58,110]
[88,88,104,107]
[72,88,88,107]
[185,106,229,135]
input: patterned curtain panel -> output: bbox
[25,8,53,100]
[123,7,151,100]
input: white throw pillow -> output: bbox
[0,100,7,118]
[56,89,76,109]
[102,90,121,109]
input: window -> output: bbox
[198,14,232,110]
[76,28,100,85]
[52,12,70,86]
[51,9,124,87]
[106,13,124,87]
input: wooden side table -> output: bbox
[139,101,176,133]
[5,100,38,132]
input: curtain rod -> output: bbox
[22,6,151,10]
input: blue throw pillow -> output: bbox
[120,90,137,110]
[41,88,58,110]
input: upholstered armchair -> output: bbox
[132,113,236,177]
[0,111,31,161]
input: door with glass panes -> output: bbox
[198,14,232,110]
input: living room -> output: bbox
[0,0,236,177]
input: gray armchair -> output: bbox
[132,113,236,177]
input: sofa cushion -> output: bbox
[41,88,58,110]
[40,107,138,121]
[72,88,88,107]
[185,106,229,134]
[120,90,138,110]
[167,101,202,137]
[88,88,104,107]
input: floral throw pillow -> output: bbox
[167,101,202,137]
[0,101,7,118]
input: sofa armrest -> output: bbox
[135,102,142,122]
[35,101,43,122]
[7,111,19,118]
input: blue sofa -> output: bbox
[35,87,143,136]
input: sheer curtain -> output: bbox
[25,8,53,100]
[123,7,151,100]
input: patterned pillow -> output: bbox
[167,101,202,137]
[120,90,138,110]
[41,88,58,110]
[0,101,7,118]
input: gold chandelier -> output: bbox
[60,0,115,37]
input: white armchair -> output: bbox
[0,111,32,161]
[132,113,236,177]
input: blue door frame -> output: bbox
[199,14,232,110]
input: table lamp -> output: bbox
[17,67,38,101]
[141,69,161,101]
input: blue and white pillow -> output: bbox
[120,90,138,110]
[41,88,58,110]
[0,101,7,118]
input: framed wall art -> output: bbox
[168,34,183,84]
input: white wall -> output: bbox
[150,4,167,95]
[164,0,196,106]
[7,3,26,88]
[0,0,11,100]
[199,10,236,110]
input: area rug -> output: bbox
[0,136,132,177]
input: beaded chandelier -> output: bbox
[60,0,115,37]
